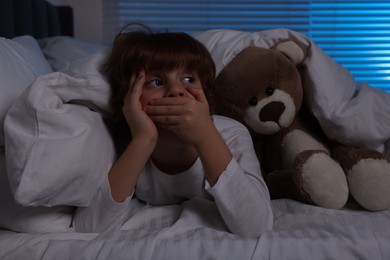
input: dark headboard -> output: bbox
[0,0,73,39]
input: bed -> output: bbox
[1,0,390,259]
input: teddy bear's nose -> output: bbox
[259,101,285,123]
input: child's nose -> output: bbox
[166,82,185,97]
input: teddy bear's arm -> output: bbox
[281,129,328,169]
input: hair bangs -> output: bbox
[137,33,207,74]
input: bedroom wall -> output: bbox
[47,0,104,44]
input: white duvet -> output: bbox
[1,198,389,260]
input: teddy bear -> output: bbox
[211,39,390,211]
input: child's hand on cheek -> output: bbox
[123,72,158,143]
[144,86,215,147]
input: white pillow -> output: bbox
[4,50,116,207]
[0,152,73,233]
[0,35,52,149]
[38,36,106,71]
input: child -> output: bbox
[73,25,273,238]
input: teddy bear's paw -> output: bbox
[347,158,390,211]
[296,151,349,209]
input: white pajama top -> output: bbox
[74,115,273,238]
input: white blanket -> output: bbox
[1,199,389,260]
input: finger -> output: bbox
[149,115,181,125]
[143,104,181,116]
[129,74,137,89]
[148,96,190,106]
[131,71,145,96]
[124,72,145,103]
[124,74,136,105]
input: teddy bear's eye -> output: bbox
[249,96,258,106]
[265,87,274,96]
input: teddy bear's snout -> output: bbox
[260,101,285,123]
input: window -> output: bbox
[103,0,390,92]
[310,1,390,91]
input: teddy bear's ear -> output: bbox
[273,39,307,65]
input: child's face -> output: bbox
[139,68,202,105]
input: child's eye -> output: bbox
[146,79,163,87]
[182,76,194,84]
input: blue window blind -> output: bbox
[103,0,390,92]
[310,1,390,91]
[103,1,310,40]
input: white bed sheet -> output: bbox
[1,198,389,260]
